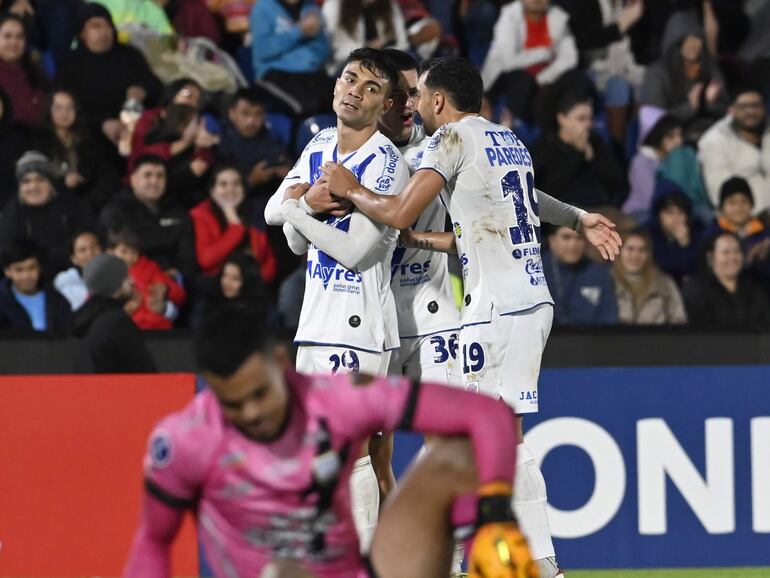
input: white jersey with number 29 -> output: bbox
[417,115,553,325]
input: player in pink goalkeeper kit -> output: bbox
[124,303,538,578]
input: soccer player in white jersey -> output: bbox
[321,57,622,578]
[264,48,409,554]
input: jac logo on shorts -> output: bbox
[149,431,172,469]
[518,390,537,401]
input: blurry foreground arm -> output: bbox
[123,493,186,578]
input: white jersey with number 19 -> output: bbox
[417,115,553,326]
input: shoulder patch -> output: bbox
[309,127,337,146]
[427,124,452,151]
[149,430,173,470]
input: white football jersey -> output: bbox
[286,128,409,353]
[391,124,460,338]
[418,115,553,325]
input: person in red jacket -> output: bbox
[108,228,186,330]
[190,164,277,283]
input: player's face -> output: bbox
[548,227,585,265]
[379,68,419,142]
[4,257,40,295]
[619,234,649,276]
[206,353,290,442]
[710,235,743,280]
[721,194,753,228]
[334,61,392,130]
[71,233,102,269]
[416,72,440,135]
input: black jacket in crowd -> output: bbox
[683,273,770,330]
[99,190,197,278]
[0,192,94,277]
[0,278,72,336]
[71,295,157,373]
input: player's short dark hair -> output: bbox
[195,303,274,377]
[381,48,418,73]
[131,154,166,173]
[345,48,400,96]
[229,88,265,110]
[421,57,483,114]
[1,239,41,269]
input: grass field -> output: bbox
[569,569,770,578]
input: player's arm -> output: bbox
[399,229,457,254]
[324,163,444,231]
[282,222,309,255]
[537,188,622,261]
[123,492,186,578]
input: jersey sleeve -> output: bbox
[359,141,410,198]
[313,374,415,442]
[417,123,470,183]
[142,410,215,509]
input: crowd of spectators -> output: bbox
[2,0,770,369]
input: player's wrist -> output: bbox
[477,481,516,527]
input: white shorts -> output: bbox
[388,329,462,385]
[296,345,392,376]
[458,304,553,414]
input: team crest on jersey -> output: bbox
[427,124,450,150]
[149,431,172,469]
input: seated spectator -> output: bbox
[0,86,34,207]
[92,0,174,36]
[532,93,628,208]
[56,4,162,149]
[0,13,47,127]
[698,86,770,213]
[206,0,254,36]
[457,0,499,67]
[705,176,770,277]
[481,0,579,125]
[217,89,291,200]
[190,252,265,328]
[639,11,727,131]
[250,0,333,117]
[645,179,704,285]
[611,227,687,325]
[322,0,409,74]
[542,225,618,325]
[0,0,46,53]
[683,231,770,328]
[0,151,94,276]
[623,114,684,220]
[158,0,220,43]
[741,0,770,103]
[190,165,277,281]
[130,78,204,162]
[72,253,157,373]
[36,88,120,212]
[130,103,218,207]
[0,240,71,335]
[54,230,103,312]
[108,228,186,330]
[396,0,443,60]
[100,155,197,279]
[558,0,645,145]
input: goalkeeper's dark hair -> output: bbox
[195,303,275,377]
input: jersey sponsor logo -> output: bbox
[391,259,432,288]
[427,124,449,150]
[374,175,393,192]
[149,431,172,469]
[513,246,540,260]
[518,390,538,401]
[309,128,336,146]
[525,257,547,286]
[410,150,424,169]
[460,252,469,280]
[306,215,363,292]
[483,129,533,168]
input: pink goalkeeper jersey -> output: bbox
[143,370,412,578]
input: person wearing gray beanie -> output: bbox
[15,151,58,185]
[72,254,156,373]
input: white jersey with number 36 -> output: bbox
[417,115,553,325]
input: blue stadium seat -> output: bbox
[294,114,336,157]
[41,50,56,78]
[266,112,293,147]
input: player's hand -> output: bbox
[578,213,622,262]
[320,162,359,199]
[283,182,311,202]
[469,482,538,578]
[306,177,353,216]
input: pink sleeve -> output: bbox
[123,492,185,578]
[410,382,518,486]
